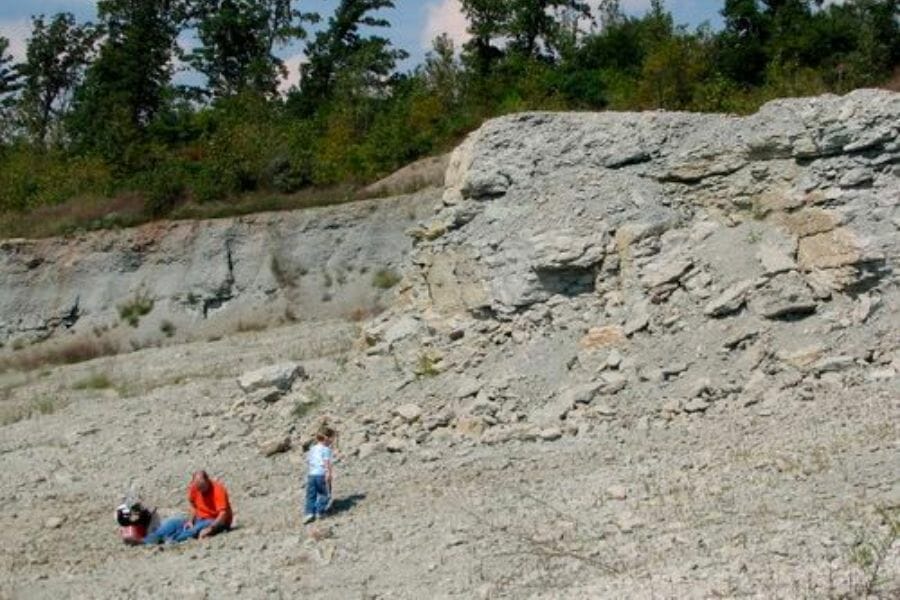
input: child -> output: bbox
[303,427,335,524]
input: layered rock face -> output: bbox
[413,89,897,317]
[358,89,898,438]
[0,192,435,349]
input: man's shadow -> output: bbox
[329,493,366,516]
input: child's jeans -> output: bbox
[305,474,330,517]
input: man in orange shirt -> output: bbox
[144,471,233,544]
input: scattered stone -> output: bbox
[683,398,711,413]
[44,516,66,530]
[560,383,602,406]
[624,301,650,336]
[606,485,628,501]
[455,376,482,399]
[775,209,838,238]
[423,411,453,431]
[704,281,754,317]
[797,228,860,270]
[662,362,689,378]
[456,416,487,438]
[260,437,291,457]
[383,316,421,345]
[238,363,306,394]
[249,388,284,405]
[642,256,693,289]
[599,372,628,395]
[852,294,875,324]
[357,441,383,459]
[580,325,626,349]
[756,245,797,275]
[838,167,873,188]
[722,325,760,350]
[539,427,562,441]
[606,350,623,369]
[777,345,825,369]
[867,368,896,381]
[751,272,817,320]
[661,398,683,414]
[385,438,406,453]
[688,378,713,398]
[394,404,423,424]
[811,356,856,374]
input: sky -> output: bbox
[0,1,727,90]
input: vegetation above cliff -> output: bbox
[0,0,897,237]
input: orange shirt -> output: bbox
[188,479,233,526]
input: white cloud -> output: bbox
[0,19,31,62]
[421,0,470,52]
[279,52,306,94]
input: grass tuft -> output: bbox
[371,268,401,290]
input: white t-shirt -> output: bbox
[307,443,332,476]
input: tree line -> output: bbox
[0,0,897,231]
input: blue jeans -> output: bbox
[305,475,330,517]
[143,517,215,545]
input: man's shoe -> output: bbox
[303,514,315,524]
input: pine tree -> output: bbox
[292,0,407,114]
[17,14,99,145]
[188,0,317,98]
[69,0,188,157]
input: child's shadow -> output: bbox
[330,493,366,516]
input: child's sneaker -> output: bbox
[303,514,316,524]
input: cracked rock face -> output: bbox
[0,192,436,349]
[408,89,898,319]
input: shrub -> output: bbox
[0,336,119,372]
[415,352,441,378]
[0,396,65,426]
[73,373,113,390]
[160,320,176,338]
[134,165,187,217]
[371,268,401,290]
[119,293,155,328]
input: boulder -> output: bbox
[260,437,291,457]
[394,404,423,424]
[750,272,817,320]
[238,363,306,394]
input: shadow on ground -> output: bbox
[330,493,366,516]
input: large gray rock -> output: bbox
[238,363,306,394]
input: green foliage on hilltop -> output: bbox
[0,0,897,236]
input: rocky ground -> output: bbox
[0,89,898,598]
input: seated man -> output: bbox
[144,470,233,545]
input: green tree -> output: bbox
[717,0,769,86]
[188,0,317,98]
[422,33,461,106]
[292,0,407,114]
[460,0,509,75]
[0,37,20,142]
[69,0,188,158]
[506,0,591,59]
[0,37,17,101]
[17,14,99,146]
[817,0,900,89]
